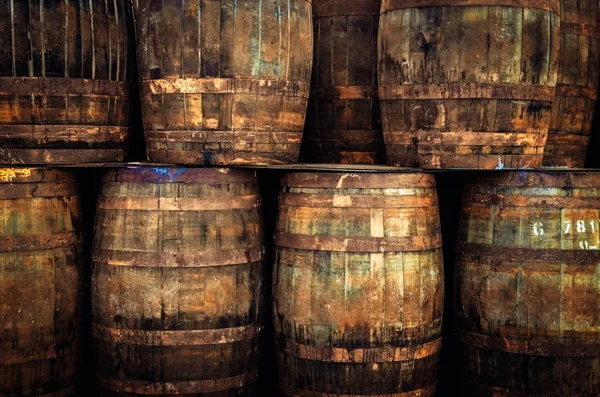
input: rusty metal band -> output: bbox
[97,195,261,211]
[0,340,78,365]
[140,78,310,98]
[555,84,598,100]
[465,193,600,209]
[36,386,76,397]
[275,232,443,252]
[0,125,129,141]
[0,232,79,252]
[545,132,590,144]
[93,247,263,268]
[385,131,547,146]
[0,182,77,199]
[92,324,261,346]
[0,77,128,96]
[381,0,560,14]
[379,83,555,101]
[280,338,441,363]
[312,86,378,100]
[456,329,600,357]
[0,169,72,184]
[279,193,437,208]
[97,371,258,394]
[107,168,257,184]
[145,130,304,144]
[0,149,125,164]
[281,383,437,397]
[314,0,380,16]
[458,242,600,263]
[562,21,600,39]
[282,173,436,189]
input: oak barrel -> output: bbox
[92,167,264,396]
[302,0,385,164]
[0,1,135,164]
[456,172,600,395]
[274,172,444,396]
[0,168,82,396]
[137,0,313,165]
[378,0,560,169]
[543,0,600,167]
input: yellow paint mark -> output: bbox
[0,168,32,182]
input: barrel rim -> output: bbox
[281,172,436,188]
[0,168,75,183]
[466,171,600,188]
[102,167,258,184]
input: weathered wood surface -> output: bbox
[92,168,264,396]
[137,0,313,166]
[302,0,385,164]
[274,172,444,396]
[0,0,135,164]
[543,0,600,168]
[456,172,600,395]
[378,1,560,169]
[0,168,82,396]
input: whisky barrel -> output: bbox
[0,1,135,164]
[274,172,444,396]
[456,172,600,395]
[302,0,385,164]
[0,168,82,396]
[137,0,313,165]
[543,0,600,167]
[92,168,264,396]
[378,0,560,169]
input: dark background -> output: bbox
[72,87,600,396]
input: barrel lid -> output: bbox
[0,168,74,183]
[103,167,257,184]
[468,171,600,188]
[282,172,435,188]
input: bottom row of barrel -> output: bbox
[1,167,598,396]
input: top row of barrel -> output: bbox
[0,0,596,169]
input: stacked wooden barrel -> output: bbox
[91,167,264,396]
[274,172,444,396]
[0,0,135,164]
[456,172,600,395]
[543,0,600,167]
[303,0,385,164]
[136,0,313,165]
[0,168,82,396]
[378,0,560,169]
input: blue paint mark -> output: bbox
[151,168,170,175]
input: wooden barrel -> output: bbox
[378,0,560,169]
[92,167,264,396]
[0,1,135,164]
[137,0,313,165]
[302,0,385,164]
[456,172,600,395]
[0,168,82,396]
[543,0,600,167]
[274,172,444,396]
